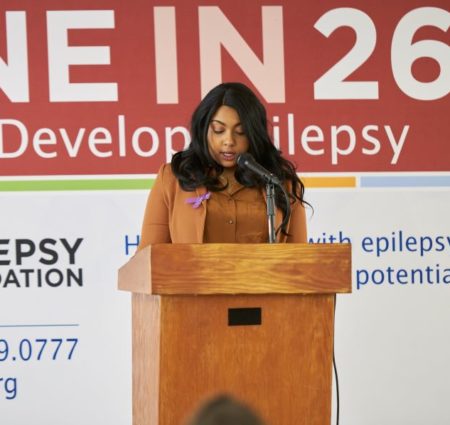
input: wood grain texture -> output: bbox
[118,246,152,294]
[118,243,352,295]
[153,243,349,294]
[132,294,161,425]
[155,294,335,425]
[121,244,351,425]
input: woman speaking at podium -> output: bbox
[138,82,307,249]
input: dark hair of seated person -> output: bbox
[186,394,266,425]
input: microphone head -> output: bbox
[236,152,253,168]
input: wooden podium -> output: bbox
[118,243,351,425]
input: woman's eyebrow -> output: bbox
[210,119,242,126]
[210,119,225,125]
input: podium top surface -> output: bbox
[118,243,352,295]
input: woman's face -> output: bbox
[207,105,249,169]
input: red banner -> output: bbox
[0,0,449,175]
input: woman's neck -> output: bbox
[221,167,236,180]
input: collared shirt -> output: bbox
[138,163,307,249]
[203,183,269,243]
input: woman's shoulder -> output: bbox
[156,162,177,182]
[152,162,179,195]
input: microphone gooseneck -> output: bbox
[236,153,280,185]
[236,152,291,242]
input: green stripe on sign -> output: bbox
[0,179,155,192]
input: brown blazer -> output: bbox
[138,164,307,249]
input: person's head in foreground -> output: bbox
[186,394,266,425]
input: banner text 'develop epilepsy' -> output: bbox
[0,1,449,175]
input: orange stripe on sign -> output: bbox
[301,176,356,188]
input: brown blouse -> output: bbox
[137,164,307,248]
[203,184,269,243]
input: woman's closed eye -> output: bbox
[211,124,225,134]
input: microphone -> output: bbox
[236,153,280,184]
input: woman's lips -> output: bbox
[220,152,236,161]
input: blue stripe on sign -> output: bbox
[360,175,450,188]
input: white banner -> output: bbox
[1,186,449,424]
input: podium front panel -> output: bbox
[133,293,335,425]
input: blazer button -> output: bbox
[228,220,234,224]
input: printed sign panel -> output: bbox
[0,1,449,425]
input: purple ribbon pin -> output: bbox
[185,192,211,208]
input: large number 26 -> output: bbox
[314,7,450,100]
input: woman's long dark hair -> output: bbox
[171,82,307,234]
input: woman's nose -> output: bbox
[222,131,236,146]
